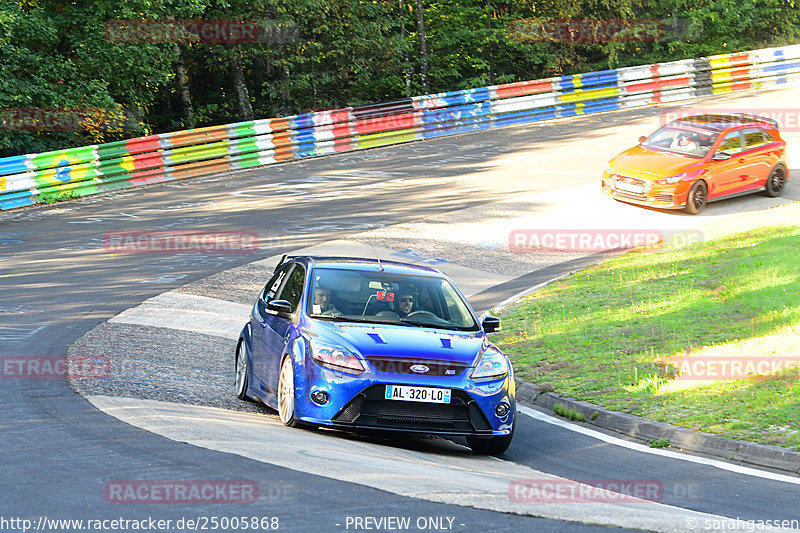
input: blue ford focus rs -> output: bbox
[235,256,515,454]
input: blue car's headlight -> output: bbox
[310,340,365,375]
[470,348,509,380]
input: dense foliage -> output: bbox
[2,0,799,156]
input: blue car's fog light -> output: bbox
[495,402,510,417]
[311,390,329,405]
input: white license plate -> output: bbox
[614,181,644,194]
[385,385,451,404]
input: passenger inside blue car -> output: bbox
[313,286,342,316]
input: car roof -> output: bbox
[670,114,778,133]
[279,256,445,277]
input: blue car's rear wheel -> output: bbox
[278,356,299,427]
[466,423,514,455]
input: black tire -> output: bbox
[235,340,254,402]
[277,356,299,427]
[466,423,514,455]
[765,165,787,197]
[684,181,707,215]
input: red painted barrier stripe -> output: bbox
[494,79,554,99]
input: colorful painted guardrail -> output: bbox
[2,43,800,210]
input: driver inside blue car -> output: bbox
[395,285,417,317]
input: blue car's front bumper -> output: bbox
[292,346,515,436]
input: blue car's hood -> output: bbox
[305,320,486,365]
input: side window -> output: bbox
[761,129,775,143]
[275,264,306,313]
[743,128,767,150]
[717,131,743,155]
[262,266,289,304]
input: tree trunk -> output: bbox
[485,0,494,85]
[252,57,265,114]
[229,47,254,121]
[400,0,411,91]
[416,0,429,92]
[173,44,195,129]
[282,66,291,116]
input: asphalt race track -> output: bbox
[2,89,800,533]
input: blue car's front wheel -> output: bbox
[235,341,253,402]
[466,423,514,455]
[278,356,299,427]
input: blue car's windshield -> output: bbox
[307,268,479,331]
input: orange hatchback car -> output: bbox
[601,114,789,214]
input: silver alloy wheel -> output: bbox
[235,342,247,397]
[278,356,295,425]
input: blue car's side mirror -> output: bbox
[267,299,293,317]
[482,315,502,333]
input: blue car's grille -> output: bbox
[366,357,469,376]
[332,385,492,434]
[378,402,457,421]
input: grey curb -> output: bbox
[515,379,800,475]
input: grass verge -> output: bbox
[495,225,800,450]
[553,403,587,422]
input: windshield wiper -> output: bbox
[309,315,395,325]
[398,318,460,330]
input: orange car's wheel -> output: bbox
[684,181,707,215]
[765,165,787,198]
